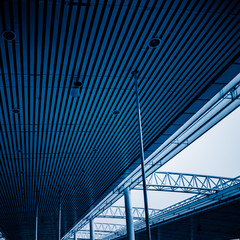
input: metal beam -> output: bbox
[74,223,125,239]
[98,206,161,220]
[134,172,238,194]
[80,223,125,233]
[75,231,109,239]
[132,70,151,240]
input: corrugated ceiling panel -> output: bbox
[0,0,240,239]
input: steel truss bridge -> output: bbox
[67,173,240,240]
[102,179,240,240]
[135,172,238,194]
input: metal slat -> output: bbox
[1,0,240,239]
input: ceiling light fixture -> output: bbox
[2,30,16,41]
[112,109,120,115]
[12,108,20,114]
[71,81,83,98]
[148,37,161,48]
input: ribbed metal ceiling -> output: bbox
[0,0,239,239]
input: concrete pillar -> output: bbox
[124,188,135,240]
[90,219,95,240]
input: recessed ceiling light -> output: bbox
[148,37,161,48]
[2,30,16,41]
[73,81,83,87]
[71,81,83,98]
[12,108,20,114]
[112,109,120,115]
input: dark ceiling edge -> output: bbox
[62,56,240,237]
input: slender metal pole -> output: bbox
[59,190,62,240]
[90,219,95,240]
[132,70,151,240]
[35,201,38,240]
[124,188,135,240]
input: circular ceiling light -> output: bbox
[148,37,161,48]
[112,109,120,115]
[12,108,20,114]
[2,30,16,41]
[73,81,83,87]
[71,81,83,98]
[71,87,80,98]
[17,149,22,154]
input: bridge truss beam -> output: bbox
[134,172,237,194]
[102,182,240,240]
[98,206,161,220]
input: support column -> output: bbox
[74,231,77,240]
[35,192,39,240]
[59,190,62,240]
[90,219,95,240]
[35,203,38,240]
[132,70,151,240]
[124,188,135,240]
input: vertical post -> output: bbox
[35,191,39,240]
[132,70,151,240]
[90,219,95,240]
[124,188,135,240]
[35,202,38,240]
[59,190,62,240]
[74,231,77,240]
